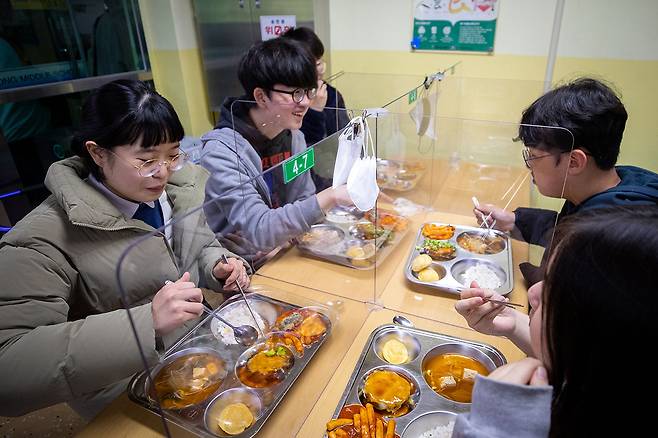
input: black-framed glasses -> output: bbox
[108,149,189,177]
[270,87,317,103]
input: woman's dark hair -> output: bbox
[281,26,324,59]
[542,206,657,437]
[238,37,317,99]
[517,78,627,170]
[71,79,184,179]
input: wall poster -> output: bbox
[411,0,499,52]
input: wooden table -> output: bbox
[79,162,533,437]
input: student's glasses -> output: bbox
[521,148,556,169]
[270,87,317,103]
[107,149,189,177]
[522,147,593,169]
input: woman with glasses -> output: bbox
[473,78,658,285]
[200,37,354,268]
[0,79,249,419]
[282,26,349,191]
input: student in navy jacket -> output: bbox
[474,78,658,285]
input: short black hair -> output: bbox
[281,26,324,59]
[71,79,184,179]
[518,78,628,170]
[238,37,317,99]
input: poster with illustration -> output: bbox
[411,0,498,52]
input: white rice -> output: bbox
[418,420,455,438]
[460,264,502,289]
[215,304,266,345]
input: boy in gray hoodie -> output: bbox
[200,38,352,268]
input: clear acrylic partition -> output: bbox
[327,72,426,109]
[215,99,383,308]
[371,109,574,326]
[114,80,573,436]
[112,100,374,437]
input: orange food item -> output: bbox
[363,371,412,414]
[423,353,489,403]
[275,308,329,346]
[152,353,227,410]
[236,346,294,388]
[421,224,455,240]
[365,209,409,232]
[326,404,400,438]
[265,332,304,355]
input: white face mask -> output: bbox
[346,117,379,211]
[332,116,365,188]
[409,91,438,139]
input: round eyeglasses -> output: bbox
[522,148,557,169]
[270,87,317,103]
[108,149,189,177]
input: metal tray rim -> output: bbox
[404,222,514,296]
[128,293,332,438]
[328,322,507,436]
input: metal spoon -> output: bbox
[163,279,260,346]
[393,315,415,328]
[202,307,258,347]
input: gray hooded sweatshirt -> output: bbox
[453,375,552,437]
[200,98,324,264]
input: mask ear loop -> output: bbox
[361,115,375,159]
[345,115,364,142]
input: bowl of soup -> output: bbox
[421,343,497,403]
[147,347,228,410]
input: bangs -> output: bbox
[240,38,317,95]
[113,95,185,149]
[265,43,316,90]
[277,62,317,90]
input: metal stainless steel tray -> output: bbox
[127,293,332,438]
[405,223,514,296]
[297,207,409,270]
[329,322,506,437]
[377,159,426,192]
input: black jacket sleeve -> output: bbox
[513,207,558,247]
[300,109,327,147]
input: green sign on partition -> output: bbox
[408,88,418,104]
[411,0,498,53]
[283,147,315,184]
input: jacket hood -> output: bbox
[582,165,658,209]
[44,156,208,229]
[213,96,269,148]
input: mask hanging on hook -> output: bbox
[346,116,379,211]
[332,116,365,188]
[409,86,438,140]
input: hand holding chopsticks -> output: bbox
[482,297,524,308]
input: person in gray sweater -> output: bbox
[453,206,657,437]
[200,38,352,268]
